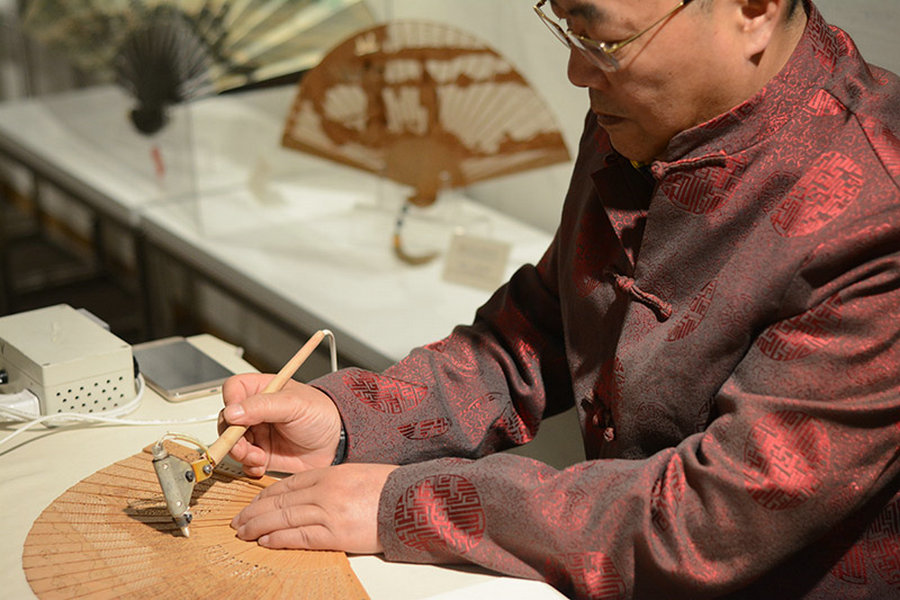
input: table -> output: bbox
[140,176,551,370]
[0,334,565,599]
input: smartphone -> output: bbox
[133,337,235,402]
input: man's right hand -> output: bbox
[219,373,343,477]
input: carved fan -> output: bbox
[23,449,370,599]
[22,0,373,134]
[281,20,571,263]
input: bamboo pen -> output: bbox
[152,330,327,536]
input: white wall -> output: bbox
[366,0,898,233]
[815,0,899,74]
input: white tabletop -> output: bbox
[0,334,564,600]
[140,178,550,370]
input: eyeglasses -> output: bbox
[534,0,693,72]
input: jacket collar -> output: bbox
[655,0,838,166]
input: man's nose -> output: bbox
[567,48,607,89]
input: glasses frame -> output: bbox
[534,0,692,71]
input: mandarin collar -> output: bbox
[653,0,831,167]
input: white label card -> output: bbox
[442,233,511,292]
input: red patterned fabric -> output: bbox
[312,2,900,597]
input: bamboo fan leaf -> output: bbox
[281,20,571,208]
[23,451,370,599]
[22,0,374,134]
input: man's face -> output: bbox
[552,0,751,162]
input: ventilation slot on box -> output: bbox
[55,375,129,414]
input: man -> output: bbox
[220,0,900,597]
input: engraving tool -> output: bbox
[151,330,326,537]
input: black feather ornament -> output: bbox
[23,0,374,136]
[115,6,215,134]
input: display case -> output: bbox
[0,0,563,369]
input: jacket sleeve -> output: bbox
[310,112,604,466]
[311,231,575,466]
[368,225,900,600]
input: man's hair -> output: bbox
[785,0,802,18]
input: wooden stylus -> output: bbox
[206,329,326,465]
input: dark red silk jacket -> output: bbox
[314,2,900,597]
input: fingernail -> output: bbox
[259,535,270,546]
[225,405,244,420]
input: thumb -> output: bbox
[222,372,281,406]
[222,388,305,427]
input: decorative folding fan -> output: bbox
[22,0,373,134]
[23,450,370,599]
[281,20,571,263]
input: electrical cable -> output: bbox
[0,375,221,450]
[321,329,338,372]
[0,331,340,452]
[152,431,211,456]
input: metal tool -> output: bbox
[151,330,326,537]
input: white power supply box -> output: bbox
[0,304,136,417]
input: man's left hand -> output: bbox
[231,463,398,554]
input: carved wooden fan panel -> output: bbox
[23,451,369,599]
[282,20,570,207]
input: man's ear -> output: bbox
[739,0,785,62]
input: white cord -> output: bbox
[0,330,341,452]
[0,375,218,451]
[321,329,338,372]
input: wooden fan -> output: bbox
[22,0,373,134]
[281,20,570,262]
[23,449,369,599]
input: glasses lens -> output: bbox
[569,36,618,71]
[535,8,572,49]
[534,1,619,71]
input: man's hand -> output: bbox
[231,463,398,554]
[220,373,343,476]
